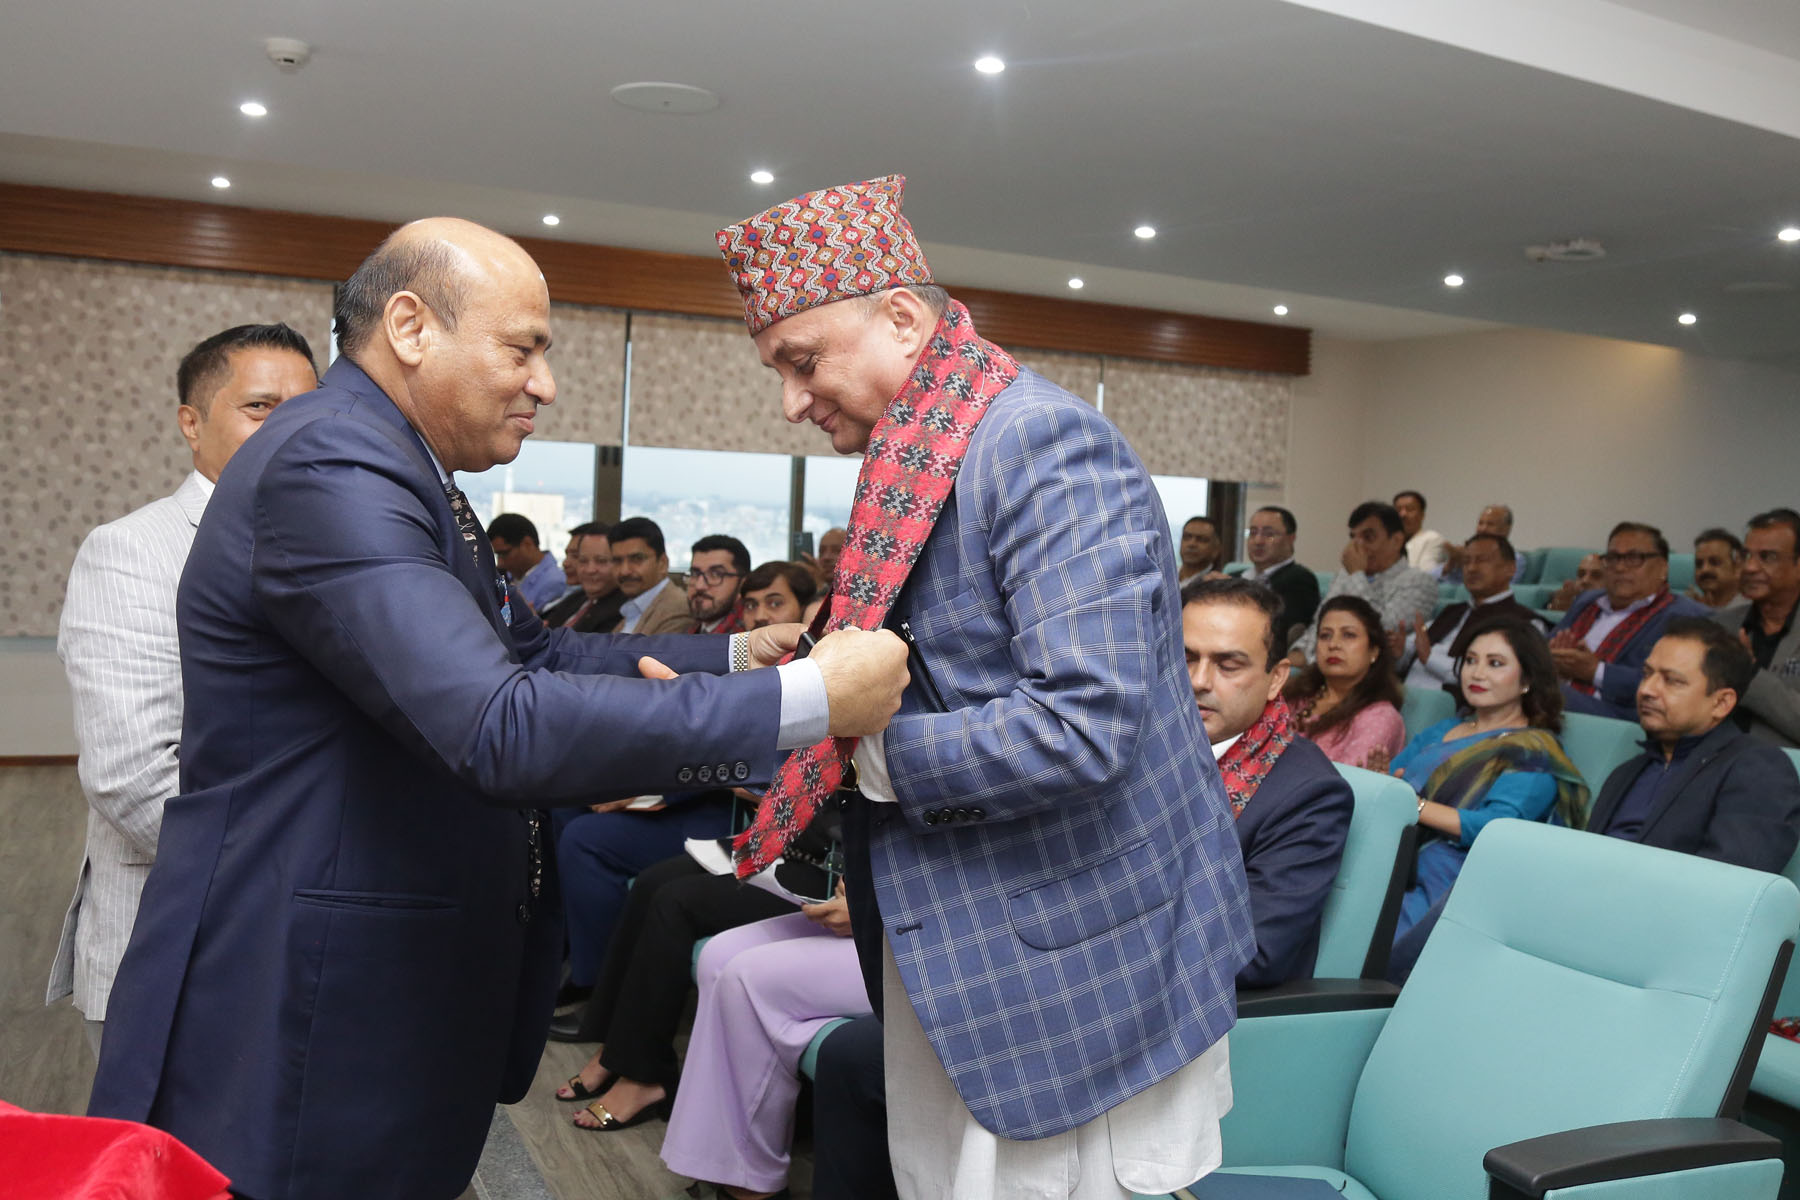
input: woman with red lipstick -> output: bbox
[1380,616,1589,941]
[1284,596,1406,768]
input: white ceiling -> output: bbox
[4,0,1800,363]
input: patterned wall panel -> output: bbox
[0,253,333,637]
[539,302,626,446]
[1100,357,1291,484]
[1010,348,1102,406]
[626,313,818,456]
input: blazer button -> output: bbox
[716,763,730,781]
[734,762,749,781]
[923,810,938,825]
[516,904,532,924]
[969,808,985,821]
[953,808,969,822]
[697,765,713,784]
[678,767,694,785]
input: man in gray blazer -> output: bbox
[48,323,319,1056]
[1715,508,1800,748]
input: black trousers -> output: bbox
[811,1014,899,1200]
[840,790,887,1017]
[578,853,796,1086]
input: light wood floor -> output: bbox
[1,765,815,1200]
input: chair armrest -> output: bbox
[1236,978,1401,1018]
[1483,1118,1780,1198]
[1220,1004,1391,1170]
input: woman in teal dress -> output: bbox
[1376,615,1590,939]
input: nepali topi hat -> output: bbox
[716,174,932,335]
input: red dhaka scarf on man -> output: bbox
[1218,696,1297,817]
[733,300,1019,876]
[1563,589,1676,696]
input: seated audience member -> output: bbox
[1546,553,1605,612]
[1589,619,1800,867]
[1380,617,1589,941]
[609,516,692,635]
[1285,596,1407,769]
[1548,522,1710,720]
[1405,534,1543,691]
[1184,578,1354,986]
[564,528,628,633]
[685,534,751,633]
[811,1016,899,1200]
[658,888,873,1196]
[801,527,847,591]
[1292,501,1438,664]
[1716,508,1800,746]
[1689,528,1745,610]
[1440,505,1527,584]
[740,561,819,629]
[538,521,603,628]
[1394,490,1449,572]
[1243,505,1321,645]
[486,512,564,613]
[1179,515,1228,584]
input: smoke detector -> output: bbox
[1524,238,1606,263]
[264,37,312,72]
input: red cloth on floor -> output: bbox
[0,1101,231,1199]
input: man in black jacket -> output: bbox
[1243,505,1321,652]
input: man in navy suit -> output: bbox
[720,176,1254,1199]
[1183,577,1354,987]
[88,218,910,1200]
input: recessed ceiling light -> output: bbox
[974,55,1006,75]
[1780,227,1800,243]
[1443,273,1464,288]
[1272,304,1289,316]
[541,214,561,227]
[239,101,267,118]
[1067,277,1084,290]
[1133,225,1156,240]
[750,169,774,185]
[1678,312,1698,326]
[210,175,231,189]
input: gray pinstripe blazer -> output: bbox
[874,369,1256,1140]
[47,470,208,1020]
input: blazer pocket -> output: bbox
[907,580,1011,674]
[1008,839,1175,951]
[292,888,458,914]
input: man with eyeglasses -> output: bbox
[1715,508,1800,747]
[1242,505,1319,651]
[1548,521,1710,720]
[686,534,751,634]
[609,515,692,635]
[1405,533,1545,691]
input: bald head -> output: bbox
[334,218,537,360]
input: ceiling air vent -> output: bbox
[1525,238,1606,263]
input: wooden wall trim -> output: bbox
[0,182,1310,374]
[0,756,77,767]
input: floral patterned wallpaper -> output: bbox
[1101,357,1291,484]
[626,313,819,456]
[1012,349,1102,405]
[539,302,626,446]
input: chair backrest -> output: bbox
[1517,549,1546,584]
[1400,685,1456,741]
[1668,552,1696,593]
[1345,821,1800,1200]
[1509,582,1555,610]
[1314,570,1335,597]
[1559,711,1645,798]
[1770,749,1800,1017]
[1315,764,1419,979]
[1224,561,1249,576]
[1536,546,1600,585]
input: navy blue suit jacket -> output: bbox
[1553,589,1711,720]
[1233,735,1354,988]
[1588,721,1800,872]
[88,359,781,1200]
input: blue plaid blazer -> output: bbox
[874,368,1256,1140]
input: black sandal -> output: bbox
[556,1070,616,1103]
[574,1094,673,1132]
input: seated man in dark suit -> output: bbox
[1715,508,1800,747]
[1405,533,1544,691]
[1243,505,1320,650]
[1549,521,1710,720]
[1184,576,1354,987]
[1589,617,1800,869]
[537,520,602,628]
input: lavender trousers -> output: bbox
[660,912,872,1193]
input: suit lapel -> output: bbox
[172,471,210,528]
[1637,725,1740,839]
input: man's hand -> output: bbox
[801,881,853,937]
[1413,615,1432,665]
[589,796,664,814]
[1442,543,1467,570]
[811,627,909,737]
[744,623,805,668]
[1547,580,1579,611]
[1341,537,1370,575]
[1549,643,1599,685]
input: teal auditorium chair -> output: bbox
[1152,821,1799,1200]
[1559,711,1645,796]
[1518,549,1546,584]
[1314,570,1334,597]
[1744,750,1800,1195]
[1669,553,1697,594]
[1312,765,1418,980]
[1399,685,1456,741]
[1537,547,1601,586]
[1510,582,1555,610]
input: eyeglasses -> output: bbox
[1745,549,1799,567]
[1601,551,1666,568]
[686,566,744,586]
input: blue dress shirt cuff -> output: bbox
[774,658,830,750]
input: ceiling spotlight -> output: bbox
[750,169,774,185]
[210,175,231,189]
[1067,277,1084,290]
[1780,227,1800,243]
[1133,225,1156,240]
[541,214,561,227]
[1678,312,1698,326]
[239,101,268,118]
[1272,304,1289,316]
[974,55,1006,75]
[1443,274,1465,288]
